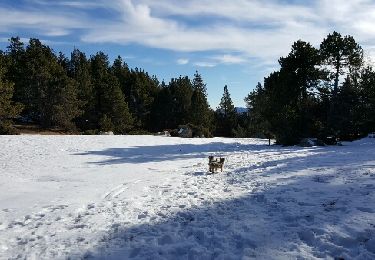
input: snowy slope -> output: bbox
[0,136,374,259]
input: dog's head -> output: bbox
[208,156,214,162]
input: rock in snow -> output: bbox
[0,136,374,259]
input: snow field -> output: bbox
[0,136,374,259]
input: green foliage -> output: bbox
[6,39,81,130]
[0,120,19,134]
[1,34,374,140]
[186,123,212,138]
[320,31,364,131]
[233,125,247,138]
[6,37,26,105]
[91,52,133,134]
[69,49,95,130]
[0,51,23,134]
[215,85,237,137]
[150,82,174,131]
[189,71,212,130]
[99,114,114,132]
[245,33,373,145]
[359,67,375,133]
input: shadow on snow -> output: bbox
[76,141,275,165]
[73,141,375,259]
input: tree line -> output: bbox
[0,37,239,137]
[1,32,374,144]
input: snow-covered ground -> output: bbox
[0,136,374,259]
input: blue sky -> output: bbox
[1,0,375,108]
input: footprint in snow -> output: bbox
[137,212,148,219]
[43,205,68,212]
[7,221,25,228]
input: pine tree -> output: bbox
[164,76,193,128]
[216,85,237,137]
[69,49,95,130]
[122,67,159,130]
[189,71,211,130]
[16,39,81,129]
[334,76,361,139]
[6,37,27,110]
[358,67,375,134]
[0,51,23,133]
[22,38,54,122]
[150,81,174,131]
[47,65,82,130]
[91,52,133,133]
[245,82,272,139]
[278,40,323,139]
[320,32,364,131]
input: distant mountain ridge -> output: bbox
[235,107,247,114]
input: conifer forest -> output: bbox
[1,32,375,145]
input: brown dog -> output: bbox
[208,156,225,173]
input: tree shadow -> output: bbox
[75,141,277,165]
[80,176,375,259]
[230,142,375,179]
[73,142,375,259]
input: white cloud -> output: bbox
[0,7,92,36]
[1,0,375,68]
[77,0,329,64]
[194,62,217,68]
[213,54,248,64]
[177,58,189,65]
[192,54,248,68]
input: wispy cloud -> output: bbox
[213,54,248,64]
[193,54,248,68]
[177,58,189,65]
[1,0,375,67]
[194,61,217,68]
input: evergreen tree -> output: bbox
[278,40,323,138]
[358,67,375,134]
[13,39,81,129]
[245,82,272,139]
[123,68,159,130]
[150,81,174,131]
[215,85,237,137]
[263,71,303,145]
[334,75,361,139]
[246,41,324,145]
[69,49,95,130]
[0,51,23,133]
[22,38,55,122]
[57,52,69,71]
[6,37,27,109]
[189,71,211,130]
[91,52,133,133]
[168,76,194,127]
[320,32,364,131]
[47,65,82,130]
